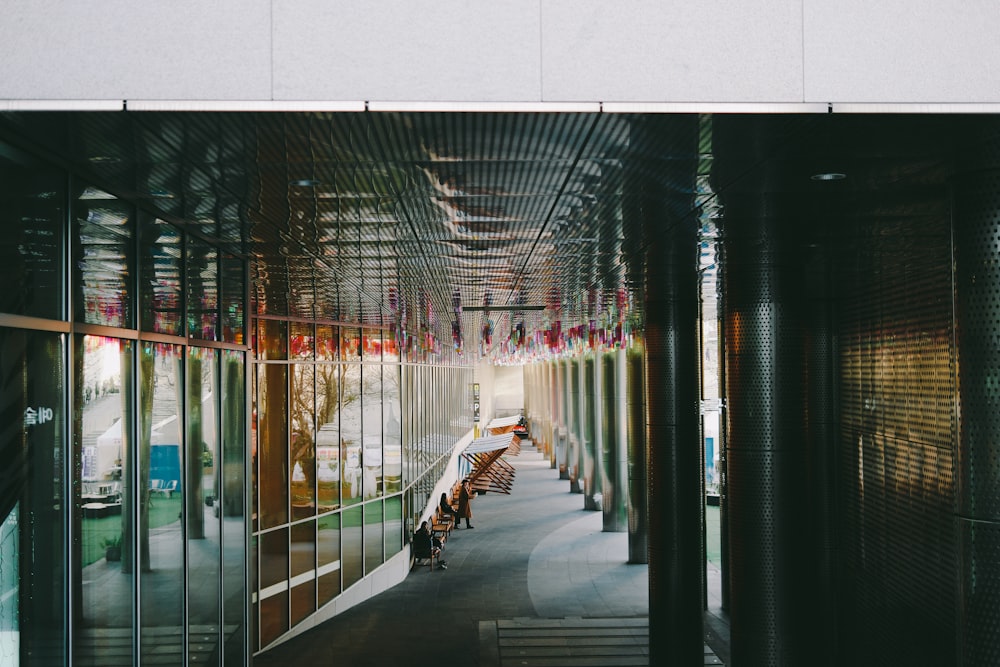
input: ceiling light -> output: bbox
[290,178,321,187]
[811,172,846,181]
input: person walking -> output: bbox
[456,478,474,529]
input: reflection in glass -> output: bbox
[341,327,360,361]
[139,342,184,663]
[364,501,384,575]
[74,192,133,328]
[290,322,314,360]
[316,364,341,512]
[290,364,316,519]
[385,496,402,560]
[75,335,132,667]
[4,329,64,664]
[384,365,402,493]
[187,347,221,664]
[341,506,362,590]
[220,253,245,345]
[340,365,362,505]
[251,534,259,653]
[0,145,65,319]
[290,521,316,626]
[316,325,338,361]
[259,364,288,529]
[188,237,219,340]
[317,514,341,605]
[362,327,382,361]
[259,528,288,647]
[257,320,287,361]
[362,365,383,498]
[221,350,246,667]
[139,214,182,335]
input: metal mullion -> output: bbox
[181,346,191,667]
[129,338,141,667]
[63,192,74,663]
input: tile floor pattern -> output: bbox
[253,441,728,667]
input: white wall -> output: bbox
[3,1,999,107]
[492,366,524,418]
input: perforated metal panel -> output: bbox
[954,161,1000,667]
[837,206,956,665]
[721,199,814,665]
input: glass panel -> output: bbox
[364,501,383,575]
[250,534,258,653]
[290,364,316,519]
[220,253,245,345]
[384,496,402,560]
[289,521,315,626]
[2,329,64,665]
[258,364,288,529]
[188,237,219,340]
[74,191,133,328]
[362,365,382,499]
[259,528,288,647]
[341,506,362,590]
[290,322,314,360]
[139,342,184,663]
[0,504,17,665]
[316,325,338,361]
[75,335,132,667]
[221,350,246,667]
[340,327,360,361]
[362,327,382,361]
[139,215,182,335]
[316,514,341,605]
[384,327,399,363]
[340,365,362,506]
[316,363,340,513]
[384,365,402,494]
[257,319,287,361]
[0,144,65,320]
[187,347,221,665]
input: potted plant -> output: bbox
[101,533,122,562]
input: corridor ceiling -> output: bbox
[0,111,970,361]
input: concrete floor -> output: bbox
[252,441,729,666]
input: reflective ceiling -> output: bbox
[0,111,969,362]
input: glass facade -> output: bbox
[0,132,480,662]
[0,137,249,667]
[250,321,473,653]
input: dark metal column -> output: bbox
[602,349,627,532]
[953,122,1000,666]
[721,196,815,664]
[644,203,703,665]
[626,340,648,562]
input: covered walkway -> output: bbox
[253,440,727,666]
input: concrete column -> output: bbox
[582,353,600,510]
[626,340,648,562]
[566,357,581,493]
[601,349,628,532]
[556,359,570,479]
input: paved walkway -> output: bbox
[253,442,728,666]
